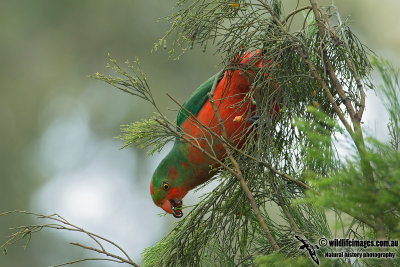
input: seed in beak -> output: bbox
[169,198,183,218]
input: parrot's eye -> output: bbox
[162,182,170,191]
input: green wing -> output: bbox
[176,71,224,127]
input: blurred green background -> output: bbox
[0,1,399,266]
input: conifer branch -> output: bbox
[0,211,140,267]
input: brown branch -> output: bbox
[251,156,313,191]
[284,6,312,23]
[349,57,366,123]
[43,213,134,264]
[309,0,359,128]
[50,213,106,253]
[301,54,353,134]
[318,7,366,124]
[274,188,300,232]
[50,258,124,267]
[70,242,139,267]
[210,69,225,95]
[339,209,375,230]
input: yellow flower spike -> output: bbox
[233,115,242,122]
[312,100,319,107]
[229,3,240,8]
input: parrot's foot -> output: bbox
[249,115,260,124]
[249,115,272,127]
[234,115,271,127]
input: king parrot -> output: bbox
[150,51,279,218]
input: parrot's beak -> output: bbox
[169,198,183,218]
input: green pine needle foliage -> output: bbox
[119,115,175,155]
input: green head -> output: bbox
[150,143,192,218]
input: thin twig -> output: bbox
[70,242,139,267]
[0,211,140,267]
[41,213,134,263]
[284,6,312,23]
[50,258,124,267]
[274,188,300,232]
[207,73,280,250]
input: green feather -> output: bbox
[176,72,224,127]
